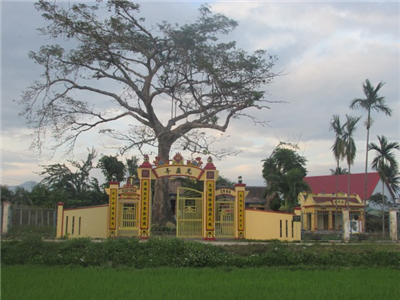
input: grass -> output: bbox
[2,265,399,300]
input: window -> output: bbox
[65,216,68,235]
[72,216,75,234]
[286,220,288,238]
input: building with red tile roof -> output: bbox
[304,172,396,203]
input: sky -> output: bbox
[1,0,399,188]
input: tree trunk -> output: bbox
[151,141,175,227]
[363,126,370,233]
[381,181,385,237]
[347,165,351,209]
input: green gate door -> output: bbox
[176,188,203,237]
[215,199,234,238]
[118,201,139,237]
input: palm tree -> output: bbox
[329,114,346,214]
[330,167,348,175]
[349,79,392,226]
[342,115,361,207]
[368,135,399,236]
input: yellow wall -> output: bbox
[245,209,301,241]
[62,205,109,238]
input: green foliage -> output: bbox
[262,144,310,212]
[2,238,399,269]
[36,148,107,207]
[1,185,14,202]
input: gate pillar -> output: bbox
[389,209,398,241]
[202,157,217,240]
[108,181,120,238]
[234,181,246,239]
[138,155,152,239]
[342,208,350,241]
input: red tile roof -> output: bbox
[304,172,381,200]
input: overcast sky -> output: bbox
[1,0,399,187]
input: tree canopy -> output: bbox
[20,0,280,225]
[262,144,310,212]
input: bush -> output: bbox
[2,237,400,269]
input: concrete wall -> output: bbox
[60,205,109,238]
[245,209,301,241]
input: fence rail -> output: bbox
[2,203,57,237]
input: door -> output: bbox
[119,202,139,237]
[215,199,234,238]
[176,188,203,237]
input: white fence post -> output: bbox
[1,201,12,235]
[342,208,350,242]
[389,209,398,241]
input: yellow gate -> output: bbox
[118,202,139,237]
[176,187,203,237]
[215,199,235,238]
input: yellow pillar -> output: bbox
[311,210,316,231]
[108,181,119,238]
[138,156,152,239]
[202,157,217,240]
[294,207,302,241]
[234,182,246,239]
[56,202,64,238]
[328,211,333,230]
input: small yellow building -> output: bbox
[298,192,364,232]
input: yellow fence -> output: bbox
[245,209,301,241]
[58,204,108,238]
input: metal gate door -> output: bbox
[215,199,234,238]
[176,188,203,237]
[118,202,139,237]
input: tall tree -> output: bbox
[349,79,392,224]
[262,144,310,212]
[38,148,106,207]
[20,1,280,226]
[97,155,126,184]
[368,135,399,235]
[0,185,14,203]
[342,115,361,207]
[125,156,139,179]
[329,114,346,212]
[329,167,348,175]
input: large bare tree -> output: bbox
[20,0,280,225]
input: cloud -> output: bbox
[1,1,399,187]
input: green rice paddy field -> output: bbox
[2,266,399,300]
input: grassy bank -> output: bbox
[2,237,400,268]
[2,266,399,300]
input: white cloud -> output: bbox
[1,1,399,187]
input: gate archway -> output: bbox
[107,153,247,240]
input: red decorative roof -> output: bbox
[304,172,381,200]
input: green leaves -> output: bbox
[262,145,310,212]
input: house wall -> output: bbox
[245,209,301,241]
[61,205,109,238]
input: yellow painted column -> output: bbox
[108,181,119,238]
[234,182,246,239]
[138,156,152,239]
[202,157,217,240]
[294,207,302,241]
[328,211,333,230]
[56,202,64,238]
